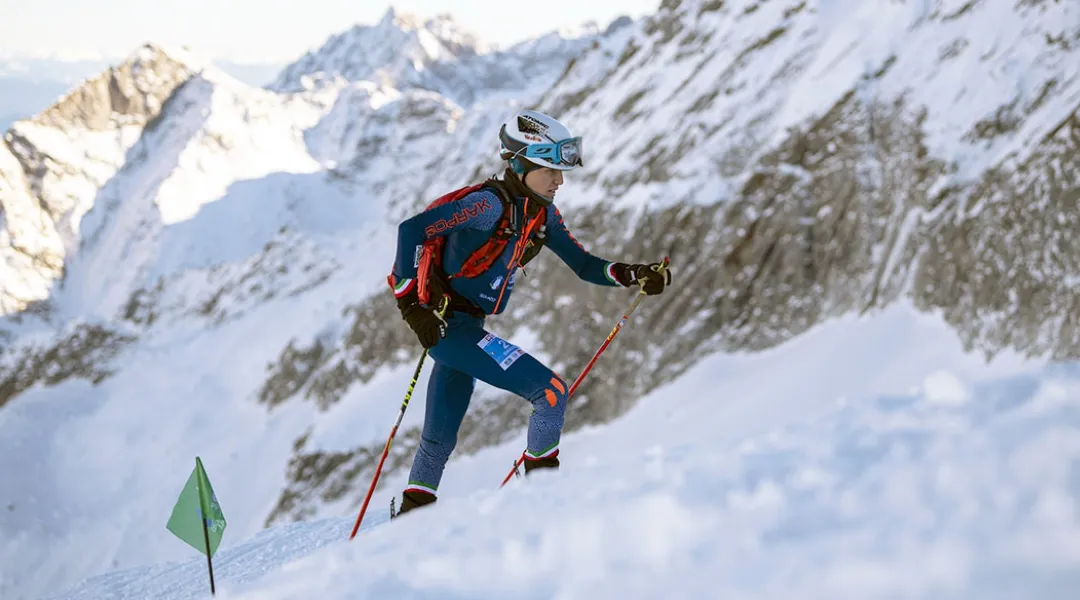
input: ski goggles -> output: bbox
[523,136,583,167]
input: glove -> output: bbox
[611,262,671,295]
[397,291,447,349]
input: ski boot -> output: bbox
[390,489,436,520]
[522,450,560,474]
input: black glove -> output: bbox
[611,262,672,295]
[397,291,447,349]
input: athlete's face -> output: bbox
[523,167,564,199]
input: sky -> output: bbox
[0,0,661,64]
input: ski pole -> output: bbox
[500,257,670,487]
[349,295,449,540]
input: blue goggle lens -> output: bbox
[524,137,583,166]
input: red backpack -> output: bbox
[387,180,547,306]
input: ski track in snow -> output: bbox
[43,302,1080,600]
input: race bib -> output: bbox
[477,333,524,371]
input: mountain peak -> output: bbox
[269,10,487,94]
[376,7,475,39]
[378,5,398,25]
[26,43,198,131]
[267,10,606,108]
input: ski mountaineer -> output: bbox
[386,109,672,516]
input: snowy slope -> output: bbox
[49,302,1080,600]
[2,1,1080,599]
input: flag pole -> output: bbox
[202,510,217,595]
[199,472,217,596]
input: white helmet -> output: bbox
[498,109,583,173]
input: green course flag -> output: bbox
[167,457,227,555]
[167,457,226,594]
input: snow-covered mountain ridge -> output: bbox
[2,1,1079,598]
[270,7,626,108]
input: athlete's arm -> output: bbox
[544,206,623,287]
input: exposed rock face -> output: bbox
[32,45,194,131]
[0,321,134,409]
[913,106,1080,360]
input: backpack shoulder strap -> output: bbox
[518,205,549,269]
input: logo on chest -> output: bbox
[424,198,493,238]
[489,275,504,290]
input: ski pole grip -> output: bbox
[642,257,670,287]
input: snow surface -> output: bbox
[40,300,1080,600]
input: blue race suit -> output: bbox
[389,176,625,495]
